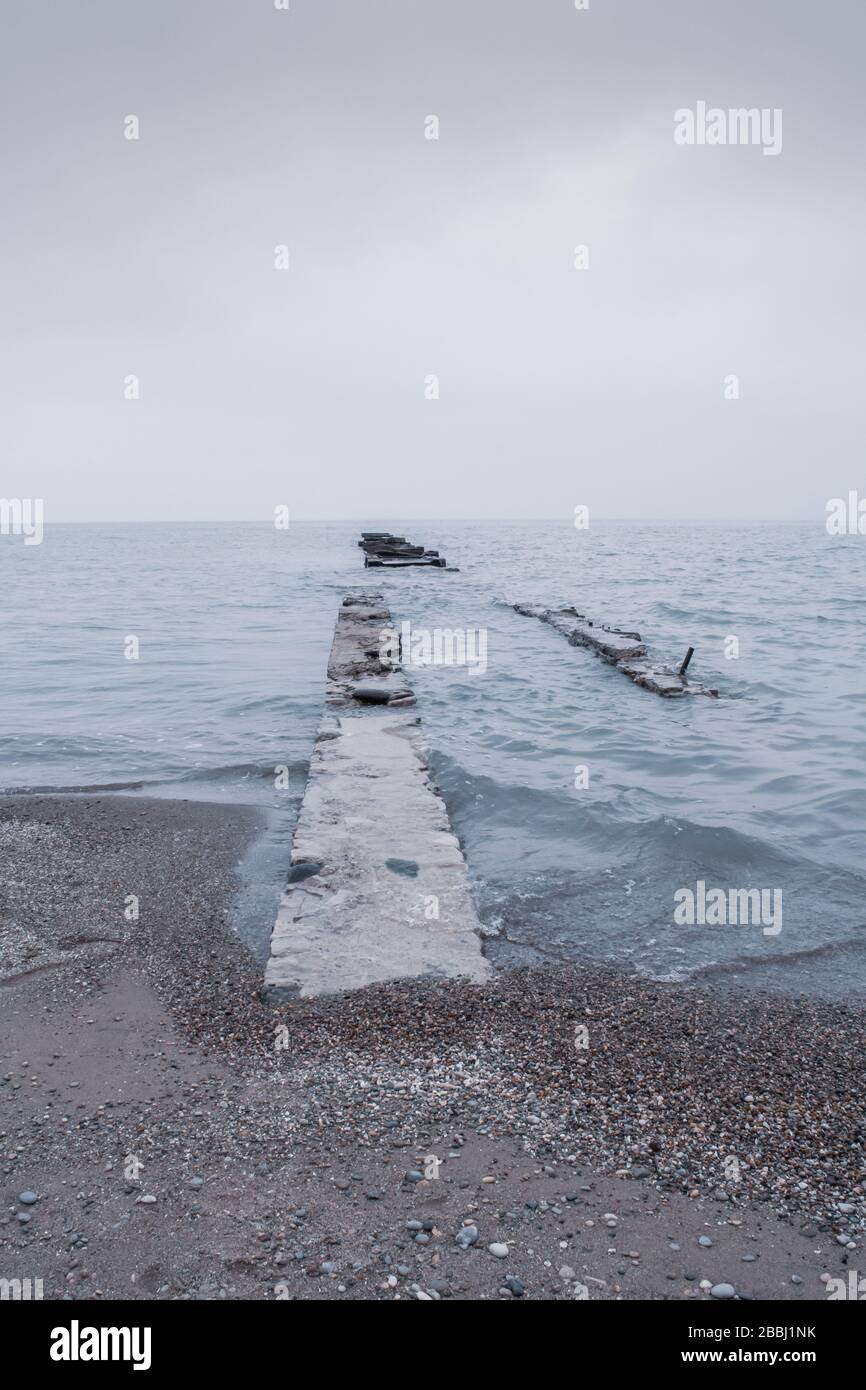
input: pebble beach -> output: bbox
[1,794,863,1301]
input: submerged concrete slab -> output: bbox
[513,602,719,698]
[265,594,491,998]
[358,530,448,567]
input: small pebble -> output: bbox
[455,1225,478,1249]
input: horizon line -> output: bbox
[22,516,826,526]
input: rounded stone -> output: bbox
[455,1225,479,1249]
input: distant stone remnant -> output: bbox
[512,602,719,698]
[358,532,449,568]
[264,593,491,998]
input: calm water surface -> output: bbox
[2,520,864,998]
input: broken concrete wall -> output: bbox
[264,594,491,997]
[513,602,718,698]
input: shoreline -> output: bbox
[1,792,863,1300]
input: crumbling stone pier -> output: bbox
[264,594,491,998]
[358,532,448,568]
[513,602,719,697]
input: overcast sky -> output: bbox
[1,0,864,521]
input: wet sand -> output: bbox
[0,795,863,1301]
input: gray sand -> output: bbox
[0,795,863,1301]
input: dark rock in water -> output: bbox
[350,682,392,703]
[358,531,448,568]
[288,861,322,883]
[386,858,419,878]
[350,679,413,705]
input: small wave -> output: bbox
[0,762,309,797]
[689,933,866,978]
[223,697,299,717]
[170,762,303,784]
[0,779,148,795]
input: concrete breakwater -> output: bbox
[513,602,719,697]
[264,593,491,998]
[359,531,449,568]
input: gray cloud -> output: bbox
[2,0,864,520]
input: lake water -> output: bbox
[2,519,864,999]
